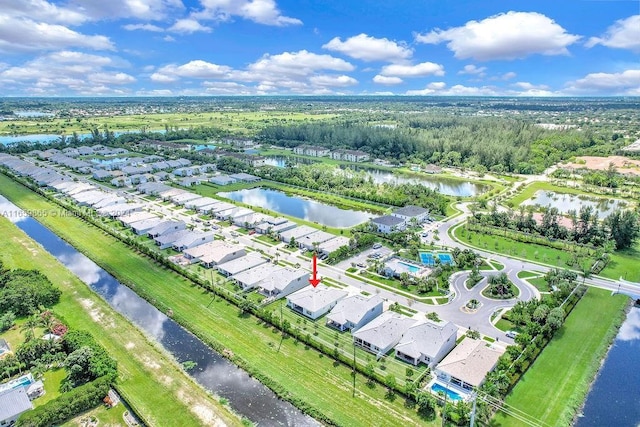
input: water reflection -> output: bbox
[219,187,375,228]
[0,196,318,426]
[618,308,640,341]
[355,168,487,197]
[577,307,640,427]
[521,191,626,219]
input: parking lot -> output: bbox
[336,244,394,270]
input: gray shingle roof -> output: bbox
[371,215,404,226]
[0,388,32,422]
[393,205,428,217]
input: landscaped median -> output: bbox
[0,173,440,426]
[495,288,628,426]
[0,218,241,427]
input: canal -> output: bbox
[0,196,318,427]
[576,305,640,426]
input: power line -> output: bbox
[476,391,552,427]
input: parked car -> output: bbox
[248,230,256,235]
[506,331,518,339]
[357,262,367,268]
[372,243,382,249]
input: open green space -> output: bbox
[0,216,240,427]
[61,401,129,427]
[494,288,628,426]
[455,226,594,272]
[0,173,440,426]
[456,224,640,283]
[0,111,337,137]
[516,270,540,280]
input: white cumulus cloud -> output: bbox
[586,15,640,51]
[380,62,444,77]
[565,69,640,94]
[309,74,358,87]
[373,75,403,85]
[415,11,580,61]
[458,64,487,76]
[0,15,114,53]
[322,33,412,62]
[168,18,212,33]
[151,60,231,82]
[195,0,302,26]
[123,23,164,32]
[0,50,135,95]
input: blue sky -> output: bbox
[0,0,638,96]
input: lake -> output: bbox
[262,158,487,197]
[521,190,627,219]
[218,187,375,228]
[0,195,318,426]
[352,167,488,197]
[576,305,640,426]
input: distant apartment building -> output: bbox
[293,145,331,157]
[330,149,370,162]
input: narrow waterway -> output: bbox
[575,305,640,426]
[0,196,318,427]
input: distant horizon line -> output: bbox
[1,95,639,100]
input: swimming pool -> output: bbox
[398,261,421,273]
[419,252,454,266]
[0,373,34,393]
[431,383,462,401]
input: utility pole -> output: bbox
[469,392,477,427]
[352,342,357,397]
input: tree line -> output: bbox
[470,203,639,250]
[257,116,620,173]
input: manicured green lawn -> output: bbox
[0,215,240,426]
[494,288,628,426]
[35,369,67,407]
[527,276,549,292]
[601,243,640,282]
[516,270,539,279]
[0,174,439,427]
[456,227,593,271]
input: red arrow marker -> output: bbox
[309,253,321,287]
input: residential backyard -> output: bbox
[0,216,241,427]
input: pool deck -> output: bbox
[426,378,469,402]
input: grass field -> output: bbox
[0,111,337,137]
[0,217,240,427]
[494,288,628,426]
[0,174,439,427]
[455,225,640,283]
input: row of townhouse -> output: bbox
[291,145,370,162]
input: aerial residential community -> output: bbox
[1,2,640,427]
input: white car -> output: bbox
[505,331,518,339]
[372,243,382,249]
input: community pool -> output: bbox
[431,383,462,401]
[419,252,454,266]
[398,261,421,273]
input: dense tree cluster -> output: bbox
[62,330,118,389]
[16,376,111,427]
[471,204,639,250]
[0,267,61,317]
[258,116,616,173]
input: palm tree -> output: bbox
[21,315,40,340]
